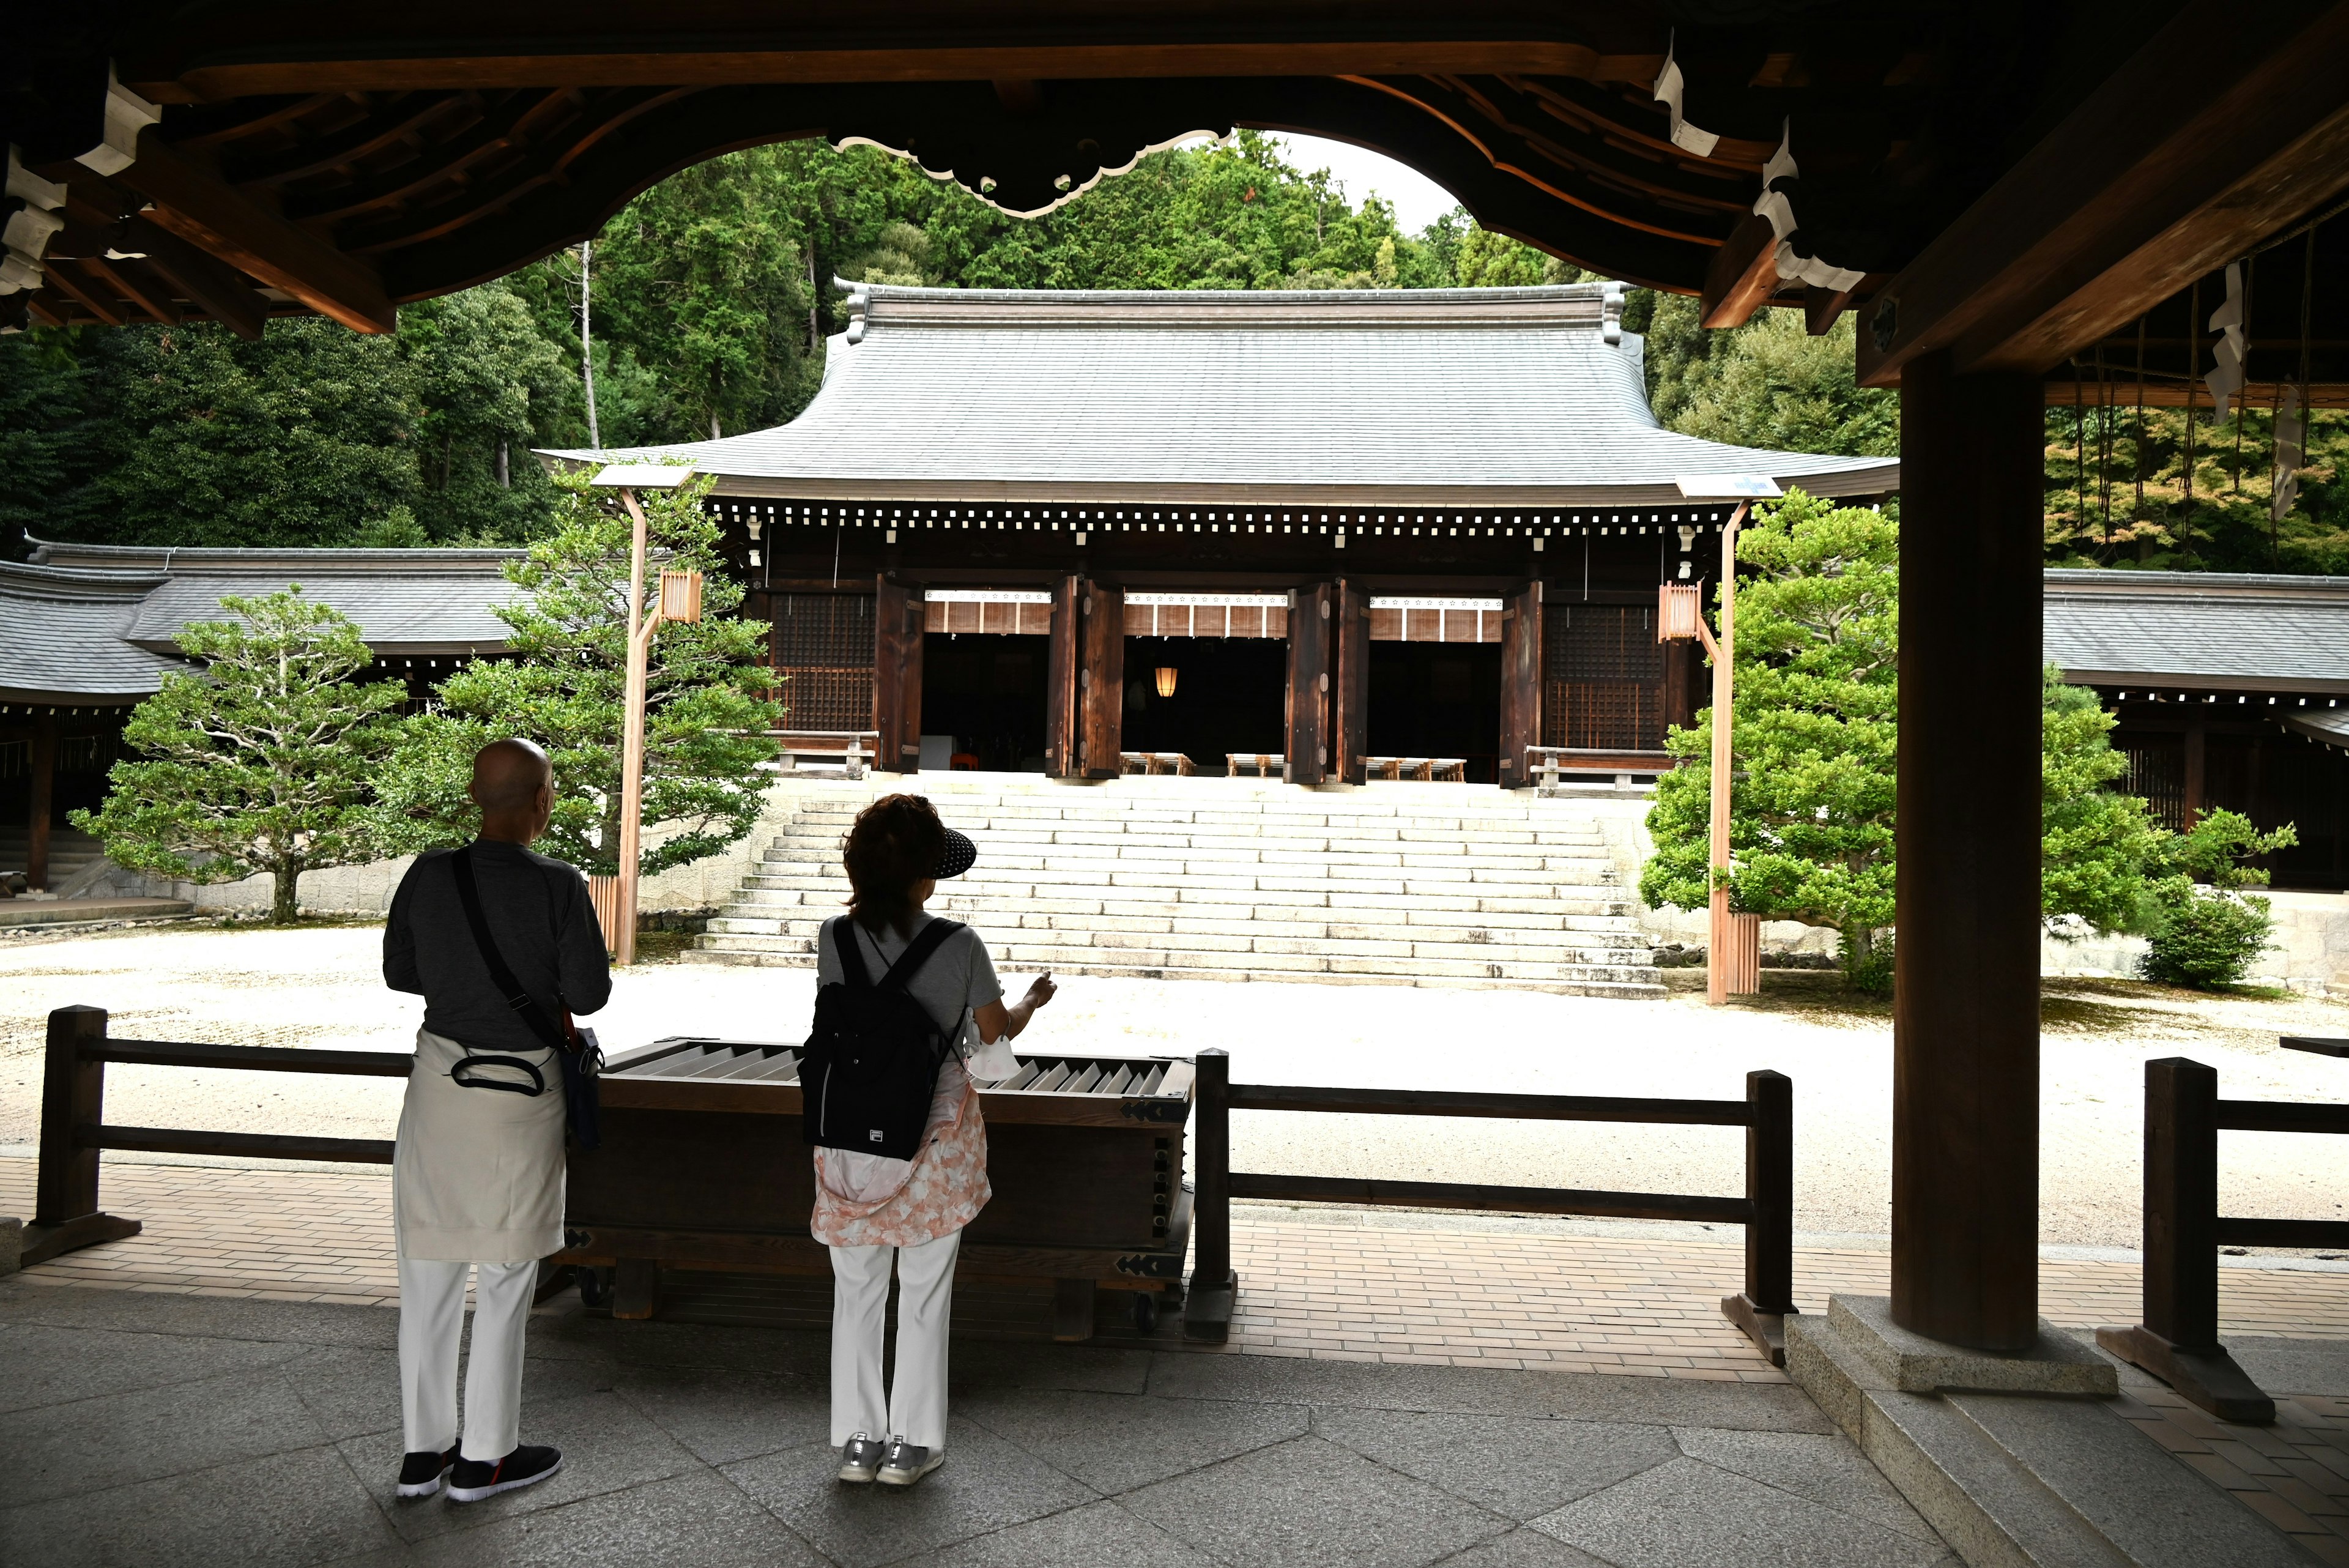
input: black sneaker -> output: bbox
[446,1444,563,1503]
[396,1445,459,1499]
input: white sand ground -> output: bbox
[5,922,2349,1251]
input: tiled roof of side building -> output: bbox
[543,283,1902,507]
[0,562,184,701]
[2044,568,2349,693]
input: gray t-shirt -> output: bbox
[815,913,1003,1056]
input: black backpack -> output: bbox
[801,917,965,1161]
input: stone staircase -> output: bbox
[689,775,1664,998]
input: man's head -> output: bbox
[470,738,554,844]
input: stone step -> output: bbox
[704,915,1648,965]
[730,879,1634,916]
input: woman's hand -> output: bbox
[976,972,1056,1047]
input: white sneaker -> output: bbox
[877,1436,943,1486]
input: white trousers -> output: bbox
[829,1230,960,1449]
[398,1256,537,1461]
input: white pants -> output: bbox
[398,1256,537,1462]
[829,1230,960,1449]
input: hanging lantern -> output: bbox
[1154,666,1178,699]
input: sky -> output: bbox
[1264,135,1468,236]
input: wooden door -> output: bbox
[871,575,922,772]
[1497,578,1543,787]
[1080,582,1125,778]
[1286,581,1332,784]
[1045,574,1080,778]
[1334,578,1370,785]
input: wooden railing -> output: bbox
[1183,1049,1797,1362]
[24,1006,409,1266]
[1527,746,1677,791]
[2096,1056,2349,1424]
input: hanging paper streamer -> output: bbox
[1652,37,1721,157]
[2205,262,2247,420]
[0,145,67,296]
[2273,385,2304,522]
[1748,122,1866,294]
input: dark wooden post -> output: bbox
[1497,579,1543,787]
[1285,583,1332,784]
[1078,582,1124,778]
[1721,1068,1794,1364]
[1184,1047,1236,1342]
[2183,724,2206,827]
[872,574,919,773]
[24,1006,142,1266]
[1334,579,1369,785]
[1045,574,1080,778]
[2096,1057,2275,1421]
[26,717,56,891]
[1891,352,2044,1351]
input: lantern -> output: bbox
[659,569,705,624]
[1656,582,1704,644]
[1154,666,1178,698]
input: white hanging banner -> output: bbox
[1753,122,1865,294]
[1652,39,1721,157]
[2205,261,2247,420]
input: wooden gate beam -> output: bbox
[1857,0,2349,386]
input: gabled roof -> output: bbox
[544,283,1901,508]
[2044,569,2349,696]
[2,540,525,704]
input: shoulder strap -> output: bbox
[832,917,871,987]
[451,845,573,1056]
[877,918,963,995]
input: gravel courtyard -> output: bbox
[6,921,2348,1251]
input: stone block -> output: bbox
[0,1216,20,1277]
[1829,1295,2118,1397]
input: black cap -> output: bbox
[933,827,976,879]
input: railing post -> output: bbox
[1721,1068,1794,1364]
[2096,1057,2274,1422]
[1184,1047,1237,1342]
[24,1006,142,1268]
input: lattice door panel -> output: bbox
[770,593,875,732]
[2123,741,2188,832]
[1542,605,1664,749]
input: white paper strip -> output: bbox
[1652,41,1721,158]
[5,147,65,211]
[1753,121,1865,294]
[2204,261,2247,420]
[75,69,162,177]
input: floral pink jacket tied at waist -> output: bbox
[811,1029,1019,1249]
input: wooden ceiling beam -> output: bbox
[127,216,270,340]
[37,261,128,326]
[1856,1,2349,386]
[110,129,397,333]
[80,256,180,324]
[1700,214,1779,328]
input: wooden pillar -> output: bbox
[27,716,57,891]
[2183,723,2206,827]
[1078,582,1124,778]
[1045,574,1080,778]
[1285,582,1332,784]
[1333,579,1370,785]
[872,576,922,773]
[1497,580,1543,787]
[1891,351,2046,1351]
[1663,640,1700,733]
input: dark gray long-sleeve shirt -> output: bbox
[384,840,612,1053]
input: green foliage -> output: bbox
[69,590,405,922]
[2140,886,2277,988]
[374,469,779,875]
[398,283,576,541]
[1639,491,1900,986]
[2041,669,2167,935]
[1642,496,2179,989]
[1642,294,1898,457]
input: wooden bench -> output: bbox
[1361,756,1467,782]
[1121,751,1198,776]
[761,730,880,779]
[1526,746,1677,793]
[1226,752,1285,778]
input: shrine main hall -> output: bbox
[552,280,1898,787]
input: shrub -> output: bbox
[2140,885,2275,989]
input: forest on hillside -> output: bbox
[0,130,2339,571]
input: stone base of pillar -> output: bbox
[1790,1295,2303,1567]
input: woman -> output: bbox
[816,793,1055,1488]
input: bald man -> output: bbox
[383,739,611,1503]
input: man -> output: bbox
[383,738,611,1502]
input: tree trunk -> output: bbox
[272,864,301,925]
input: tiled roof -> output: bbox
[2044,569,2349,694]
[544,282,1902,507]
[2,541,525,702]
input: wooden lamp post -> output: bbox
[590,463,701,965]
[1658,491,1761,1005]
